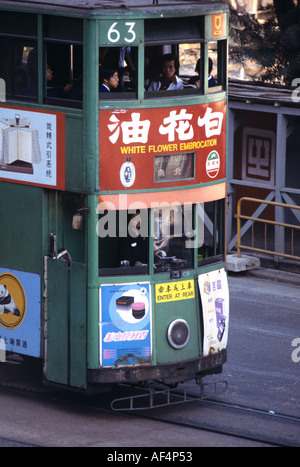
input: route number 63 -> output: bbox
[107,22,136,43]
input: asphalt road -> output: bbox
[219,272,300,417]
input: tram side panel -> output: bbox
[0,105,88,388]
[0,182,43,359]
[0,181,88,388]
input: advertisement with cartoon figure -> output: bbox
[100,282,152,367]
[198,268,229,356]
[0,268,41,357]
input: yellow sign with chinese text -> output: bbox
[155,280,195,303]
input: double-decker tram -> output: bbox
[0,0,229,407]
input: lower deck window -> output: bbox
[153,205,194,273]
[98,201,224,276]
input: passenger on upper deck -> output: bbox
[99,47,136,91]
[147,53,184,91]
[99,66,119,92]
[188,57,217,88]
[19,48,37,97]
[208,57,217,88]
[46,64,59,97]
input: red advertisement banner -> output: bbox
[99,100,226,192]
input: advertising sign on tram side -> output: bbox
[99,100,227,191]
[0,105,65,190]
[0,268,41,358]
[198,268,229,356]
[99,282,152,367]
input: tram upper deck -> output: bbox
[0,0,228,106]
[0,0,228,194]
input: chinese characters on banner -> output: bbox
[198,268,229,356]
[155,279,195,303]
[99,101,226,191]
[0,106,65,189]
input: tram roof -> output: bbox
[0,0,228,17]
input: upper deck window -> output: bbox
[43,16,83,43]
[146,17,203,97]
[0,12,37,38]
[0,13,83,106]
[45,42,83,105]
[44,16,83,107]
[0,40,37,101]
[144,17,202,43]
[0,12,226,106]
[0,12,37,101]
[99,46,138,98]
[99,16,226,102]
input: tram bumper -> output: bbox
[87,348,226,385]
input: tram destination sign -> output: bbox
[154,153,194,182]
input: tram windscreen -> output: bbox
[98,201,224,276]
[153,205,194,273]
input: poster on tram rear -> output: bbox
[99,282,152,367]
[198,268,229,356]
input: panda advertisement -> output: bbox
[0,268,41,357]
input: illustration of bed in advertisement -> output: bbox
[100,282,152,367]
[0,105,65,189]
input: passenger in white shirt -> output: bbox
[148,53,183,91]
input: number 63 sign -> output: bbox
[99,20,143,45]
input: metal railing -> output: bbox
[236,197,300,261]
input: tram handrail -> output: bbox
[236,197,300,261]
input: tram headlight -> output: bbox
[167,319,190,349]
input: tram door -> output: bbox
[44,193,87,390]
[45,259,87,389]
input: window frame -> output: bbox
[97,201,225,277]
[98,16,227,104]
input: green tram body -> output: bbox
[0,0,229,395]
